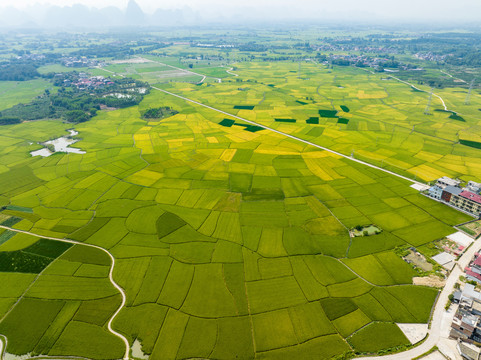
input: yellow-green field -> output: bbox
[143,61,481,183]
[0,77,472,359]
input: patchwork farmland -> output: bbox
[0,77,474,358]
[0,28,481,360]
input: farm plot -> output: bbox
[161,61,481,182]
[0,67,468,359]
[0,237,123,359]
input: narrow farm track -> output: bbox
[151,85,426,187]
[0,225,130,360]
[224,67,239,77]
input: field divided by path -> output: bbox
[0,86,472,359]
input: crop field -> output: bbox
[0,79,53,111]
[0,235,123,359]
[156,61,481,182]
[0,58,475,359]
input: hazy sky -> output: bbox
[2,0,481,21]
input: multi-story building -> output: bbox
[449,191,481,217]
[451,308,480,341]
[427,177,481,217]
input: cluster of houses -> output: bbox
[414,52,449,63]
[448,250,481,359]
[59,73,114,90]
[314,44,400,54]
[61,56,104,68]
[428,177,481,217]
[16,53,46,61]
[466,254,481,285]
[451,283,481,359]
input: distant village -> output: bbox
[56,72,114,90]
[60,56,105,68]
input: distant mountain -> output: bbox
[0,2,200,29]
[0,7,33,27]
[125,0,146,26]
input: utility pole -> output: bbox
[424,88,433,115]
[465,78,476,105]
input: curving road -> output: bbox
[0,225,130,360]
[358,236,481,360]
[0,335,5,360]
[387,75,448,111]
[136,56,221,84]
[224,67,239,77]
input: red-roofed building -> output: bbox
[449,190,481,217]
[461,191,481,204]
[466,269,481,284]
[471,257,481,278]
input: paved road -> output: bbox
[358,238,481,360]
[151,85,425,187]
[137,56,220,83]
[224,67,239,76]
[387,75,448,111]
[0,226,131,360]
[0,335,5,360]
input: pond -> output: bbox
[30,129,86,157]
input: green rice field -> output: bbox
[0,56,477,359]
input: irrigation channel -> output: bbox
[0,225,130,360]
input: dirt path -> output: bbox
[224,67,239,77]
[0,225,130,360]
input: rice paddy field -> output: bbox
[145,61,481,183]
[0,63,474,358]
[2,33,481,360]
[0,79,54,111]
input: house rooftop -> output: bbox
[466,269,481,283]
[437,176,461,187]
[459,341,481,359]
[460,191,481,205]
[444,186,463,196]
[432,252,456,266]
[447,232,474,248]
[474,256,481,267]
[462,313,479,328]
[462,284,481,301]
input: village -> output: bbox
[404,177,481,359]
